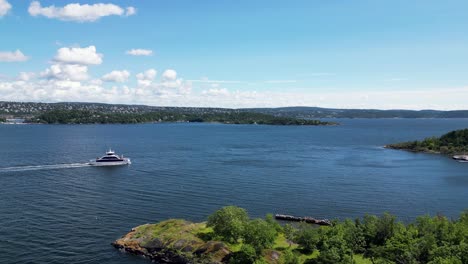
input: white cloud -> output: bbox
[162,69,177,81]
[126,49,153,56]
[188,78,243,84]
[18,72,36,81]
[125,7,136,16]
[136,69,157,86]
[102,70,130,83]
[54,46,103,65]
[28,1,136,22]
[3,72,468,110]
[0,0,11,17]
[202,88,230,96]
[41,64,89,81]
[0,50,29,62]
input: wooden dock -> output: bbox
[275,214,332,226]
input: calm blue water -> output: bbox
[0,119,468,263]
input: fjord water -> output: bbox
[1,119,468,263]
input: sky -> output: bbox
[1,0,468,109]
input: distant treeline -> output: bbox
[3,101,468,119]
[386,128,468,154]
[250,107,468,119]
[27,110,336,126]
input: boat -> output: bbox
[88,149,131,166]
[452,155,468,162]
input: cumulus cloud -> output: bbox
[162,69,177,81]
[0,0,11,17]
[28,1,136,22]
[18,72,36,81]
[54,46,103,65]
[134,69,191,98]
[0,50,29,62]
[136,69,157,86]
[126,49,153,56]
[102,70,130,83]
[41,64,89,81]
[3,71,468,110]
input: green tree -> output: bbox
[207,206,249,243]
[294,224,320,253]
[243,218,278,254]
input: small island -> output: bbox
[25,110,337,126]
[113,206,468,264]
[385,128,468,155]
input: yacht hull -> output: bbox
[88,159,131,166]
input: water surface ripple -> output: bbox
[1,119,468,263]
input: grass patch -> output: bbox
[354,254,373,264]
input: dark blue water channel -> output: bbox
[0,119,467,263]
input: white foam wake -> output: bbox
[0,163,89,173]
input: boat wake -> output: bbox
[0,163,90,173]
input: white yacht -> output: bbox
[89,149,131,166]
[453,155,468,162]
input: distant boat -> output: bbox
[88,149,131,166]
[452,155,468,162]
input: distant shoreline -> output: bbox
[2,101,468,119]
[20,110,337,126]
[385,128,468,156]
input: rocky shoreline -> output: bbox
[112,220,232,263]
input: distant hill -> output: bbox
[246,106,468,118]
[1,101,468,119]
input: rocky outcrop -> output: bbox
[112,220,232,263]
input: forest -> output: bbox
[26,110,335,126]
[204,206,468,264]
[386,128,468,155]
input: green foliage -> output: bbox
[229,244,258,264]
[280,249,300,264]
[243,218,278,254]
[283,224,296,242]
[205,207,468,264]
[207,206,249,243]
[294,224,320,253]
[28,109,335,126]
[266,213,283,233]
[387,128,468,154]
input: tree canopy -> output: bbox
[386,128,468,155]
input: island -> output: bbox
[112,206,468,264]
[25,110,337,126]
[385,128,468,155]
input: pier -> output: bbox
[275,214,332,226]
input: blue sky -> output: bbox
[1,0,468,109]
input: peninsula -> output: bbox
[113,206,468,264]
[25,110,336,126]
[385,128,468,155]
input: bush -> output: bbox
[280,249,300,264]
